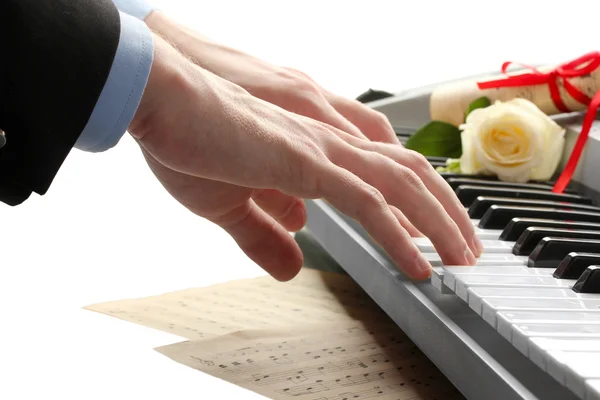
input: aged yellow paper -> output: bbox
[156,321,464,400]
[85,268,389,340]
[430,65,600,126]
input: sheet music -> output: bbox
[156,321,465,400]
[85,268,389,340]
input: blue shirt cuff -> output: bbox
[75,11,154,153]
[111,0,154,20]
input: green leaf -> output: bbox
[464,96,491,121]
[436,158,461,173]
[405,121,462,158]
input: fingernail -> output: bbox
[465,247,477,265]
[471,235,484,256]
[416,256,432,273]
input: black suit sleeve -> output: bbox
[0,0,122,206]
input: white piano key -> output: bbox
[546,351,600,399]
[586,379,600,400]
[480,295,596,328]
[423,252,526,267]
[454,274,574,303]
[497,311,600,343]
[443,266,555,297]
[529,337,600,371]
[413,237,515,253]
[470,287,599,300]
[474,226,503,240]
[468,287,598,315]
[513,323,600,356]
[430,268,453,294]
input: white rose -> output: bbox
[458,98,565,182]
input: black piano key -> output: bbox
[456,186,591,207]
[572,266,600,293]
[479,206,600,230]
[447,178,576,193]
[429,161,447,169]
[425,156,448,163]
[469,197,600,219]
[440,173,500,182]
[528,238,600,268]
[513,227,600,256]
[357,89,394,104]
[553,252,600,279]
[500,219,600,241]
[392,126,415,136]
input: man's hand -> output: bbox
[145,11,399,145]
[129,35,482,282]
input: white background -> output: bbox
[1,0,599,398]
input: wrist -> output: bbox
[144,11,244,79]
[128,33,186,140]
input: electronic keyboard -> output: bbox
[303,75,600,400]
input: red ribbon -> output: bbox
[476,51,600,193]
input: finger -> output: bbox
[324,91,400,145]
[391,206,423,237]
[252,189,307,232]
[327,129,483,257]
[326,141,476,267]
[314,165,432,280]
[292,88,370,141]
[212,199,304,282]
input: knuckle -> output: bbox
[395,164,425,190]
[404,150,434,174]
[358,185,387,211]
[370,110,391,127]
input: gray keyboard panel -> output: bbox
[304,199,580,400]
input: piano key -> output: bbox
[425,156,448,163]
[447,178,576,193]
[496,311,600,342]
[455,185,593,207]
[529,238,600,269]
[469,196,600,219]
[514,228,600,256]
[439,173,499,182]
[573,266,600,294]
[513,324,600,363]
[429,161,447,169]
[473,226,504,240]
[451,274,575,302]
[500,218,600,241]
[439,172,563,186]
[554,253,600,279]
[430,267,453,294]
[470,286,599,300]
[480,295,596,327]
[546,351,600,399]
[529,337,600,371]
[479,206,600,230]
[423,252,527,267]
[586,380,600,400]
[413,237,515,253]
[443,266,553,297]
[467,287,599,314]
[428,255,528,294]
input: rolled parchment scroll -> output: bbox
[430,64,600,126]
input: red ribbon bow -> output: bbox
[476,51,600,193]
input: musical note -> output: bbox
[85,269,389,341]
[86,268,464,400]
[157,321,465,400]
